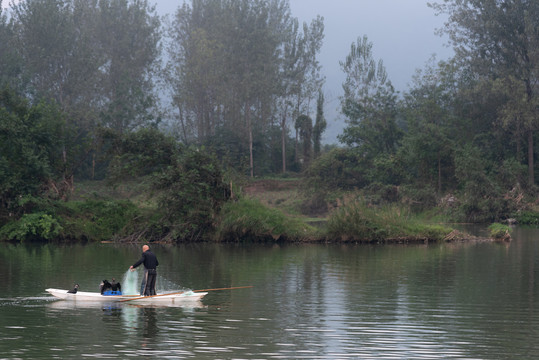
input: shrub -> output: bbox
[300,192,328,216]
[515,211,539,225]
[59,200,139,241]
[151,147,230,241]
[363,182,400,205]
[213,198,315,242]
[399,184,438,212]
[0,89,68,211]
[303,148,367,192]
[0,212,62,241]
[488,223,511,240]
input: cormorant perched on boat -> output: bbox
[111,278,121,292]
[100,279,112,294]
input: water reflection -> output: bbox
[4,236,539,358]
[45,299,204,310]
[141,307,158,339]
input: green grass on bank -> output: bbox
[58,199,141,241]
[212,197,318,242]
[7,179,524,243]
[326,201,453,242]
[488,223,511,240]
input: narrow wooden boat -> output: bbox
[45,288,207,304]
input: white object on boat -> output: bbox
[45,288,207,304]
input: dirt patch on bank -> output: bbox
[243,179,301,195]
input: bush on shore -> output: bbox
[326,200,452,243]
[0,197,140,242]
[212,197,317,242]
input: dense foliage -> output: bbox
[1,0,538,242]
[102,128,231,241]
[305,1,538,223]
[166,0,324,176]
[0,89,68,214]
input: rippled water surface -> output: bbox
[2,227,539,359]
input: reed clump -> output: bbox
[488,223,512,241]
[326,201,452,243]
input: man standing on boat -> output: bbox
[129,244,159,296]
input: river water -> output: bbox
[1,227,539,359]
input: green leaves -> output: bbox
[431,0,538,185]
[101,128,230,241]
[167,0,324,176]
[0,89,66,212]
[0,212,62,241]
[152,147,229,240]
[339,35,400,162]
[9,0,161,133]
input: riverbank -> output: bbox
[236,179,518,244]
[0,178,518,243]
[220,179,473,244]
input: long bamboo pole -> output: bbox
[192,286,253,292]
[119,285,253,302]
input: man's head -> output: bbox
[142,244,149,252]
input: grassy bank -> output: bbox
[325,201,453,243]
[0,196,142,242]
[212,197,319,242]
[0,179,471,243]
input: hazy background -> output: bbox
[2,0,455,144]
[156,0,454,143]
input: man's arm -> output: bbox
[130,253,145,269]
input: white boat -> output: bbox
[45,288,207,304]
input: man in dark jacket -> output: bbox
[129,244,159,296]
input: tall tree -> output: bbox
[96,0,161,133]
[0,4,23,90]
[167,0,322,177]
[277,15,324,172]
[430,0,539,186]
[339,35,400,157]
[9,0,104,189]
[312,89,326,159]
[10,0,161,134]
[11,0,102,129]
[400,58,459,193]
[295,114,312,168]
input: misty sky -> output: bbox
[3,0,455,144]
[289,0,454,142]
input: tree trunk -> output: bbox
[281,113,286,173]
[516,119,521,161]
[438,152,442,194]
[526,82,535,186]
[247,105,254,178]
[294,128,299,165]
[178,105,188,143]
[528,129,534,186]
